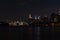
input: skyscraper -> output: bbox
[35,16,37,19]
[29,14,32,19]
[38,16,40,19]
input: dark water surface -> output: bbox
[0,26,60,40]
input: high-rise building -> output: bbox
[38,16,40,19]
[35,16,37,19]
[29,14,32,19]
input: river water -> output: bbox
[0,26,60,40]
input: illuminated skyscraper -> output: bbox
[35,16,37,19]
[38,16,40,19]
[29,14,32,19]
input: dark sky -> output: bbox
[17,0,60,15]
[0,0,60,20]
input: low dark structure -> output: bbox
[0,22,9,26]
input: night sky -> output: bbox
[17,0,60,16]
[0,0,60,20]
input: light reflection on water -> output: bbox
[0,26,60,40]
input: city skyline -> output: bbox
[0,11,60,21]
